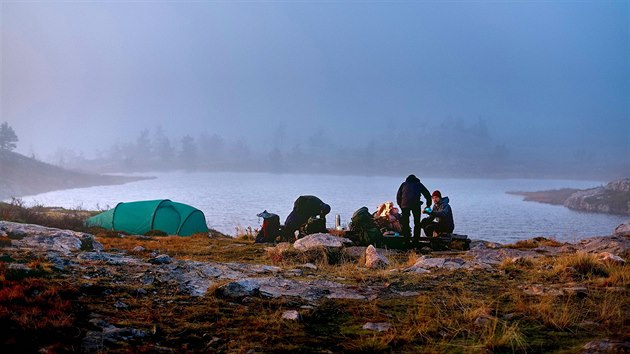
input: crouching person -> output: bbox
[421,190,454,237]
[283,195,331,241]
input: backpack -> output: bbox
[348,207,382,246]
[255,213,281,243]
[302,216,327,235]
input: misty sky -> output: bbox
[1,1,629,166]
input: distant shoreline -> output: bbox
[0,174,153,202]
[506,188,581,206]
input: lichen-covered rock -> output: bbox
[0,221,103,254]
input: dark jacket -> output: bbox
[427,197,454,233]
[396,175,431,209]
[284,195,330,237]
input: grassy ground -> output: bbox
[0,201,628,353]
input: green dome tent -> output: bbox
[85,199,209,236]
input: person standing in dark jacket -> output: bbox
[396,174,432,246]
[283,195,331,240]
[421,190,454,237]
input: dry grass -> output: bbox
[504,237,564,249]
[1,198,94,231]
[553,252,610,280]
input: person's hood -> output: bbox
[441,197,450,205]
[405,174,420,183]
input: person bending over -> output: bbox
[283,195,330,240]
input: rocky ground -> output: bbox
[0,221,629,353]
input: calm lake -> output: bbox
[10,172,629,243]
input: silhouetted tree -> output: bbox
[0,122,18,151]
[153,126,174,164]
[180,135,198,168]
[198,132,225,166]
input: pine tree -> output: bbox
[0,122,18,151]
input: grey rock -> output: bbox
[0,221,103,254]
[114,300,129,309]
[149,254,172,264]
[293,233,352,251]
[46,251,75,270]
[362,322,391,332]
[78,252,145,265]
[281,310,300,320]
[582,339,630,353]
[217,278,262,297]
[218,277,375,301]
[300,263,318,270]
[613,223,630,237]
[598,252,625,264]
[574,235,630,255]
[365,245,389,269]
[285,269,304,276]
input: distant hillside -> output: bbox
[508,178,630,215]
[0,150,147,200]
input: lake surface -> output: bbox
[9,172,629,243]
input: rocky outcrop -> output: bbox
[563,178,630,215]
[509,178,630,215]
[0,221,103,254]
[613,223,630,237]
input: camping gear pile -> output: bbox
[255,198,470,252]
[372,202,402,233]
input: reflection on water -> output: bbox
[13,172,629,243]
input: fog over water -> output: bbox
[2,1,629,179]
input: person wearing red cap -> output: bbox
[421,190,454,237]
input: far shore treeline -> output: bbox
[29,124,627,181]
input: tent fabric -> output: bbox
[85,199,209,236]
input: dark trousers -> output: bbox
[400,205,422,243]
[420,218,453,237]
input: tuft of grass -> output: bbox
[504,237,563,249]
[554,252,609,280]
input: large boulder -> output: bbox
[293,233,352,251]
[0,221,103,254]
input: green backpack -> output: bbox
[348,207,382,246]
